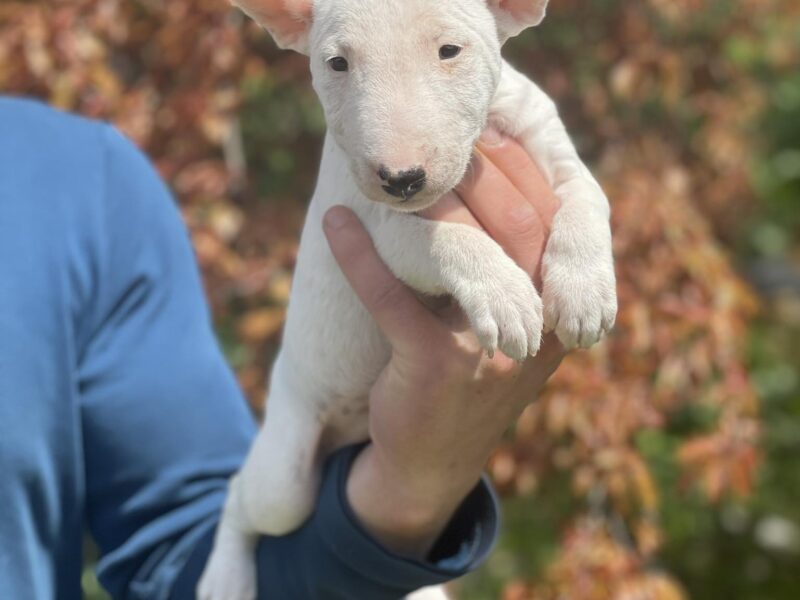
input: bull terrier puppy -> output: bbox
[199,1,617,598]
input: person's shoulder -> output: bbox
[0,96,183,276]
[0,96,153,179]
[0,95,91,121]
[0,95,170,217]
[0,96,115,199]
[0,95,107,147]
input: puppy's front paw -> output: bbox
[542,225,617,349]
[455,259,543,361]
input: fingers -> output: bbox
[323,206,445,349]
[476,130,561,226]
[455,132,550,279]
[518,333,567,390]
[418,191,484,231]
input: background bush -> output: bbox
[1,1,798,598]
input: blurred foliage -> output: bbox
[1,0,798,599]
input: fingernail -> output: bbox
[479,126,504,147]
[324,207,351,231]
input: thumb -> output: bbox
[322,206,445,349]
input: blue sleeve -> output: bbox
[79,127,499,600]
[78,126,259,598]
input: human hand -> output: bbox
[322,128,566,558]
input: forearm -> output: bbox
[171,445,499,600]
[347,443,485,559]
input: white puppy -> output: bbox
[199,0,617,598]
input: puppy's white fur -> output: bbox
[199,1,616,598]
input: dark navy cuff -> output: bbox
[170,444,500,599]
[314,443,500,590]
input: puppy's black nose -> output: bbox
[378,167,427,201]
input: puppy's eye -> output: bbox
[439,45,462,60]
[327,56,349,72]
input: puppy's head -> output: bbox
[235,0,548,212]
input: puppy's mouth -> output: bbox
[381,179,427,201]
[355,173,443,212]
[384,194,440,214]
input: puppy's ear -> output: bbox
[232,0,313,54]
[487,0,549,40]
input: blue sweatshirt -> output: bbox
[0,98,498,600]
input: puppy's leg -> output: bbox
[198,360,325,599]
[362,209,543,360]
[235,383,326,537]
[197,477,259,600]
[491,61,618,349]
[407,585,451,600]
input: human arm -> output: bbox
[324,129,567,558]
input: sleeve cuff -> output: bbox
[169,444,501,600]
[314,444,501,590]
